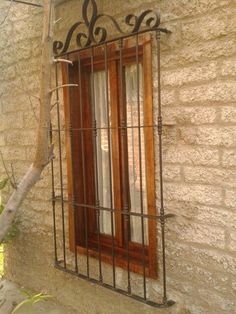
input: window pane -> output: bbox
[92,71,114,235]
[125,64,148,244]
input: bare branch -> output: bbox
[50,84,78,93]
[54,18,62,25]
[10,163,17,189]
[54,58,73,65]
[50,100,60,111]
[5,0,42,8]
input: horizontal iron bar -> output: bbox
[5,0,42,7]
[55,263,175,308]
[50,124,160,132]
[51,196,175,221]
[56,26,171,57]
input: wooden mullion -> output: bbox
[143,41,157,278]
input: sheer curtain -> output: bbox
[92,65,148,244]
[125,64,148,244]
[93,71,113,235]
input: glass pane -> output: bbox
[92,71,114,235]
[125,64,148,244]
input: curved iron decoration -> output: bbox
[53,0,161,55]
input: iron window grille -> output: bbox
[51,0,174,308]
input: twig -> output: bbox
[54,58,73,65]
[50,100,60,111]
[5,0,42,8]
[50,84,78,93]
[54,18,62,25]
[10,163,17,189]
[0,151,17,190]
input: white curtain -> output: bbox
[125,64,148,244]
[92,65,148,244]
[93,71,113,235]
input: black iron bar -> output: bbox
[119,38,131,294]
[104,43,116,288]
[68,120,79,273]
[51,198,175,221]
[135,34,147,300]
[156,30,167,304]
[50,124,161,132]
[55,62,67,268]
[90,46,103,282]
[56,27,170,58]
[49,122,58,263]
[78,53,90,277]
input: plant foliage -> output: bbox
[12,290,52,313]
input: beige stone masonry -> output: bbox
[0,0,235,313]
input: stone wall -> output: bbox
[0,0,236,313]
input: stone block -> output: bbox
[183,166,236,188]
[225,189,236,208]
[182,9,236,43]
[5,130,36,146]
[222,149,236,167]
[165,182,222,206]
[163,164,182,181]
[221,58,236,76]
[228,231,236,252]
[167,217,225,249]
[162,62,217,87]
[162,37,236,68]
[179,82,236,104]
[163,106,217,125]
[180,126,236,147]
[221,106,236,123]
[163,145,220,166]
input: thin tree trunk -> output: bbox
[0,0,54,242]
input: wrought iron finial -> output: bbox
[53,0,161,56]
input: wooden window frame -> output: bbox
[61,36,157,278]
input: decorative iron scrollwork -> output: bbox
[53,0,160,56]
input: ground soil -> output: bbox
[0,279,75,314]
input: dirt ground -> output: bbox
[0,279,75,314]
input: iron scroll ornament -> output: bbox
[53,0,161,56]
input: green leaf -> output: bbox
[0,204,4,215]
[11,291,53,313]
[0,178,8,190]
[3,223,20,243]
[11,299,32,313]
[20,289,32,298]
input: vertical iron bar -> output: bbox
[90,46,103,282]
[104,43,116,288]
[68,119,78,273]
[65,58,78,273]
[156,30,167,304]
[119,38,131,294]
[78,53,90,277]
[49,121,58,263]
[135,34,147,300]
[55,62,66,268]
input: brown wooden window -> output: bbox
[62,37,157,278]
